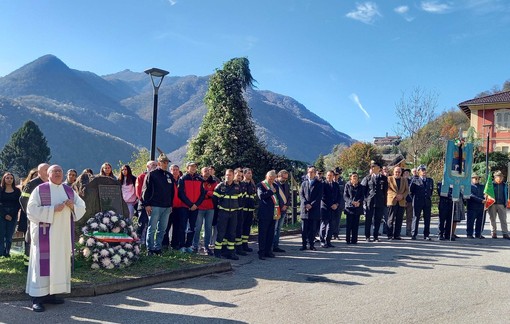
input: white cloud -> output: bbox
[168,0,177,6]
[349,93,370,119]
[346,2,382,24]
[394,5,414,21]
[421,1,452,14]
[394,5,409,14]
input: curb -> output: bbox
[0,261,232,302]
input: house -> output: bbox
[373,133,401,146]
[458,90,510,153]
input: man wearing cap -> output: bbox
[409,165,434,240]
[142,153,174,255]
[466,173,486,239]
[488,170,510,239]
[361,161,388,242]
[177,161,206,253]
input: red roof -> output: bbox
[458,90,510,118]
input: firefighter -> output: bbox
[212,169,242,260]
[241,168,256,252]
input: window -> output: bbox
[494,109,510,131]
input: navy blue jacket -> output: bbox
[467,183,485,211]
[257,181,283,220]
[300,178,323,220]
[410,176,434,207]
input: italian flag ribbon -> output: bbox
[262,180,281,220]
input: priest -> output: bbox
[26,165,86,312]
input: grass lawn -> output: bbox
[0,250,218,297]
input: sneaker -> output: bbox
[179,247,187,253]
[466,235,475,239]
[492,234,498,239]
[273,247,286,253]
[503,235,510,240]
[206,248,214,256]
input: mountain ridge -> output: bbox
[0,54,353,174]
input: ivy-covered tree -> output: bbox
[0,120,51,177]
[187,57,288,180]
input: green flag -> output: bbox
[484,171,495,209]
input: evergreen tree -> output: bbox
[187,57,288,180]
[0,120,51,177]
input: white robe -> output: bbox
[26,181,86,297]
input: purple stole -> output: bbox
[38,183,75,276]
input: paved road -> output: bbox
[2,219,510,324]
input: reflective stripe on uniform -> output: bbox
[242,208,255,211]
[227,241,235,250]
[21,192,31,198]
[241,235,249,243]
[218,206,241,212]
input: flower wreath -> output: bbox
[76,211,140,269]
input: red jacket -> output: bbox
[178,172,206,208]
[199,178,218,210]
[135,172,147,200]
[172,176,186,208]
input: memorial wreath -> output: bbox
[76,211,141,269]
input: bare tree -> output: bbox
[395,87,438,166]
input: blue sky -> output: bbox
[1,0,510,143]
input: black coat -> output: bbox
[361,174,388,208]
[344,182,364,215]
[300,178,323,220]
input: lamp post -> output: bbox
[482,124,493,177]
[144,67,169,160]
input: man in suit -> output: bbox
[466,173,486,239]
[409,165,434,240]
[361,161,388,242]
[386,167,409,240]
[300,166,323,250]
[320,170,340,248]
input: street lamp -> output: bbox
[144,67,170,160]
[482,124,493,176]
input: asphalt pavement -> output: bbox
[1,218,509,324]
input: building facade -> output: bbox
[459,91,510,153]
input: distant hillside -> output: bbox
[0,54,353,174]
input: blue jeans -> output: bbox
[0,215,17,256]
[193,209,214,249]
[273,214,285,248]
[146,207,171,251]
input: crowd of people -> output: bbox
[2,156,510,312]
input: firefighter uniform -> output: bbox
[241,181,257,252]
[235,181,247,255]
[213,181,242,260]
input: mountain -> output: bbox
[0,54,353,175]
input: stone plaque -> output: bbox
[98,185,123,214]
